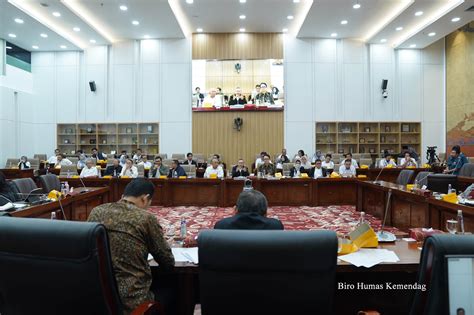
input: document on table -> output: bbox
[338,249,400,268]
[148,248,199,264]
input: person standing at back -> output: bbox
[214,190,283,230]
[88,179,175,314]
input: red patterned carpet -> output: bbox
[148,205,398,245]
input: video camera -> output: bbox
[426,146,440,165]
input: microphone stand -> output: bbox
[79,177,90,193]
[373,165,386,185]
[376,189,396,241]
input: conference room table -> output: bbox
[0,168,34,179]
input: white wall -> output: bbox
[284,36,445,162]
[30,38,192,157]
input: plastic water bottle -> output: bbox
[51,212,56,220]
[413,179,419,190]
[64,182,69,194]
[113,169,117,177]
[448,184,453,194]
[180,219,187,239]
[67,169,71,178]
[359,211,366,225]
[457,210,464,234]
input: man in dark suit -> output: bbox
[91,147,107,161]
[231,159,250,178]
[104,159,123,177]
[168,160,186,178]
[183,152,197,166]
[214,190,283,230]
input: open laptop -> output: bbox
[447,255,474,315]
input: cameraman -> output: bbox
[444,145,468,175]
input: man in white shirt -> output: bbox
[120,158,138,178]
[204,158,224,179]
[275,148,290,170]
[47,149,61,164]
[202,88,222,108]
[344,153,359,168]
[138,155,152,169]
[55,154,73,168]
[379,153,397,168]
[18,156,31,170]
[132,149,143,164]
[322,154,334,170]
[80,159,100,178]
[254,151,267,170]
[300,155,312,170]
[339,159,356,177]
[310,159,325,179]
[400,152,417,168]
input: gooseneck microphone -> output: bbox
[373,166,386,185]
[79,177,90,193]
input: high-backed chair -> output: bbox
[68,157,79,164]
[156,153,168,159]
[459,163,474,178]
[11,178,38,196]
[39,174,61,193]
[28,158,40,170]
[171,153,185,162]
[427,174,457,193]
[410,234,474,315]
[59,164,79,177]
[181,164,196,177]
[282,163,294,176]
[162,159,173,168]
[198,229,338,315]
[4,158,18,168]
[34,154,47,162]
[136,164,145,178]
[413,171,433,187]
[396,170,415,186]
[0,217,160,315]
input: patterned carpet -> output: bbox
[148,205,399,246]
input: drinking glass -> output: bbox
[166,224,175,241]
[446,219,458,234]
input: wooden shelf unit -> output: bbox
[315,122,421,155]
[57,123,159,155]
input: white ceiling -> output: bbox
[1,0,473,52]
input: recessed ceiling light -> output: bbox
[60,45,67,49]
[395,26,403,31]
[287,15,294,20]
[451,17,460,22]
[409,44,416,48]
[293,0,300,3]
[90,39,96,43]
[132,20,139,25]
[353,3,361,9]
[428,32,436,37]
[239,28,246,32]
[73,27,80,32]
[8,34,16,38]
[414,11,423,16]
[6,46,12,50]
[380,39,387,43]
[32,45,39,49]
[14,18,24,24]
[40,33,48,38]
[143,35,150,39]
[196,28,203,32]
[282,28,288,33]
[341,20,348,25]
[119,5,127,11]
[52,11,61,17]
[186,0,194,3]
[239,15,246,19]
[330,33,337,37]
[239,0,246,3]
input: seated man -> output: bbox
[214,189,283,230]
[311,151,323,164]
[344,153,359,168]
[254,151,267,170]
[255,82,274,105]
[290,159,305,178]
[47,148,61,165]
[204,158,224,179]
[310,159,326,179]
[202,88,222,108]
[138,155,152,169]
[149,157,169,178]
[300,155,312,170]
[339,159,357,177]
[257,154,276,176]
[322,154,335,170]
[183,152,197,166]
[444,145,468,175]
[275,148,290,170]
[17,156,31,170]
[400,152,417,168]
[76,150,87,169]
[104,159,123,177]
[80,158,100,178]
[55,154,73,168]
[228,87,247,105]
[168,159,186,178]
[379,153,397,168]
[120,158,138,178]
[232,159,250,178]
[91,147,107,161]
[88,179,175,314]
[132,149,143,164]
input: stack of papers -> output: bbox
[338,249,400,268]
[148,247,199,264]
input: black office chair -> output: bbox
[413,171,433,187]
[459,163,474,177]
[198,229,338,315]
[39,174,61,193]
[427,174,458,193]
[0,217,160,315]
[11,178,37,195]
[396,169,415,185]
[410,234,474,315]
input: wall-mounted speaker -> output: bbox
[381,79,388,90]
[89,81,96,92]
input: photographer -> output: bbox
[444,145,468,175]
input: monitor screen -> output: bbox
[447,256,474,315]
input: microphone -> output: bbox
[373,165,386,185]
[412,172,432,189]
[56,192,67,220]
[18,188,44,202]
[79,177,90,193]
[376,189,396,241]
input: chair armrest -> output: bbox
[131,301,162,315]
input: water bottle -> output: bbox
[51,212,56,220]
[64,182,69,194]
[457,210,464,234]
[180,219,187,239]
[113,169,117,177]
[359,211,365,225]
[413,179,419,190]
[67,169,71,178]
[448,184,453,194]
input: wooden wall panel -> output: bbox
[192,33,283,60]
[192,111,284,168]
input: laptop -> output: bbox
[446,255,474,315]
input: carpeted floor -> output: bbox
[148,205,398,245]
